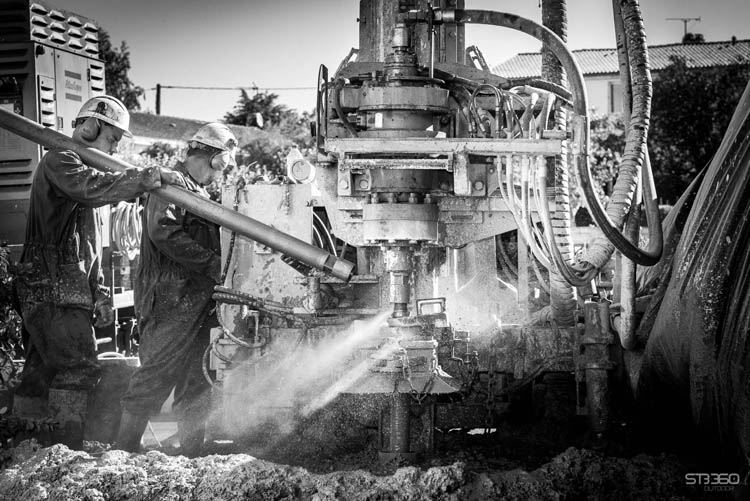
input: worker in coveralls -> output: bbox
[13,95,183,448]
[116,123,238,457]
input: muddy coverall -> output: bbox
[120,163,221,450]
[14,149,162,397]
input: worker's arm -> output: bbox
[146,194,222,280]
[44,150,162,207]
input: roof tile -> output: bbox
[492,39,750,79]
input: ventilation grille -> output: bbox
[38,75,56,128]
[0,1,29,44]
[0,85,36,193]
[88,61,105,94]
[0,1,100,58]
[0,43,32,75]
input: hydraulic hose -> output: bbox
[0,107,354,282]
[541,0,576,327]
[447,9,591,286]
[449,10,588,117]
[612,0,637,349]
[447,6,661,285]
[578,0,663,270]
[470,84,504,138]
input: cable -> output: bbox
[313,212,337,257]
[500,155,553,269]
[111,201,141,261]
[149,85,317,92]
[470,84,504,138]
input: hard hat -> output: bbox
[189,122,238,169]
[190,123,238,152]
[76,95,131,137]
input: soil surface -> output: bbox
[0,423,730,501]
[0,389,735,500]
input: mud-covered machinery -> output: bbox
[210,0,660,462]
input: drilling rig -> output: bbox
[0,0,672,464]
[207,0,661,462]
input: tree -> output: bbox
[99,28,144,111]
[224,90,313,146]
[141,141,179,160]
[589,114,626,198]
[224,90,291,128]
[217,90,315,197]
[682,32,705,44]
[648,57,750,203]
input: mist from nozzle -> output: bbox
[301,341,398,416]
[211,310,391,449]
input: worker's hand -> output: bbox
[93,298,114,328]
[159,168,187,188]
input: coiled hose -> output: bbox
[111,200,141,260]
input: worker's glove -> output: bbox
[93,297,114,328]
[159,168,187,188]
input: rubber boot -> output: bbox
[48,388,89,450]
[177,418,205,458]
[114,410,149,453]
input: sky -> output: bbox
[54,0,750,122]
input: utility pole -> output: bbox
[666,17,701,37]
[155,83,161,115]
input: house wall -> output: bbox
[584,74,622,115]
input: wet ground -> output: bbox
[0,407,739,501]
[0,437,719,500]
[0,377,740,500]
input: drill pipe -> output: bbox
[0,107,354,281]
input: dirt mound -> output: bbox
[0,440,698,500]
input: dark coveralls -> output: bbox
[15,149,161,396]
[121,162,221,438]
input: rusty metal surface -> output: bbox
[433,238,521,331]
[325,137,564,156]
[363,203,438,242]
[359,86,450,113]
[357,0,465,65]
[222,184,312,308]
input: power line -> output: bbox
[148,83,317,115]
[147,85,316,91]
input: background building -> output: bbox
[493,38,750,115]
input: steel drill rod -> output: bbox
[389,392,411,453]
[0,107,354,281]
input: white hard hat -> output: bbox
[190,123,238,152]
[189,122,238,169]
[76,95,132,137]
